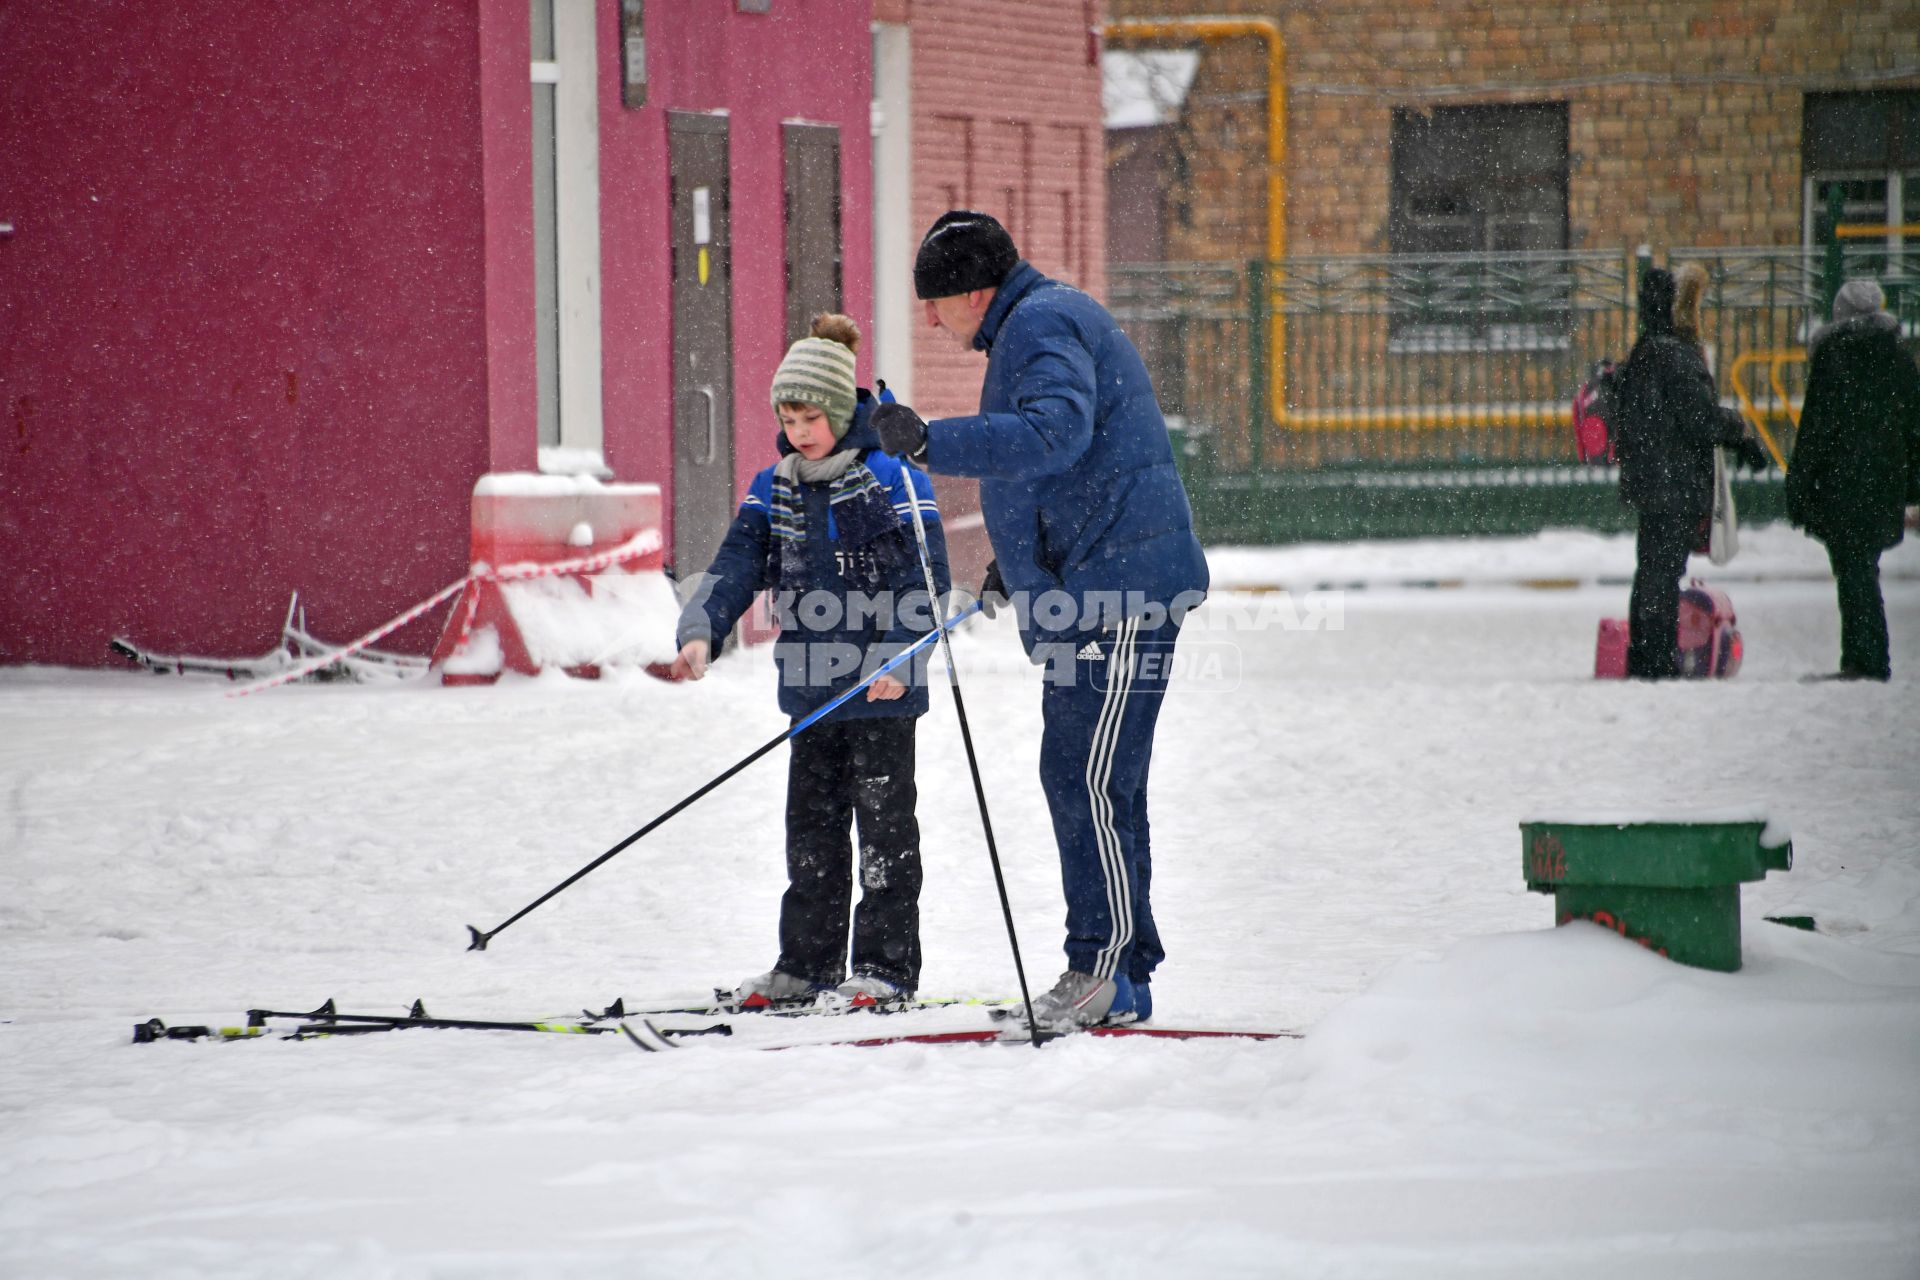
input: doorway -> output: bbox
[669,111,735,577]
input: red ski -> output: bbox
[838,1025,1303,1048]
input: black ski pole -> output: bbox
[466,598,982,951]
[897,470,1044,1046]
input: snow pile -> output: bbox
[500,569,683,669]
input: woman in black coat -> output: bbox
[1786,278,1920,680]
[1614,266,1753,678]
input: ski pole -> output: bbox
[466,598,983,951]
[897,472,1043,1046]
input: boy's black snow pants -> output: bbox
[776,715,922,991]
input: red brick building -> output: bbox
[1107,0,1919,262]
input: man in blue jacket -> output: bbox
[874,210,1209,1030]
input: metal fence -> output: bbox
[1110,243,1920,541]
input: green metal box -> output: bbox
[1521,818,1793,972]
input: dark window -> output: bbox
[1803,91,1920,245]
[1388,103,1571,349]
[1390,103,1568,257]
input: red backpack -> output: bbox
[1572,358,1621,463]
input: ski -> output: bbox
[134,1019,272,1043]
[245,998,635,1033]
[836,1025,1304,1048]
[134,1010,1298,1049]
[135,1014,733,1044]
[580,992,1015,1022]
[228,993,1015,1036]
[619,1020,677,1053]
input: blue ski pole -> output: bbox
[466,599,983,951]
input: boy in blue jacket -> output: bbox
[671,315,949,1007]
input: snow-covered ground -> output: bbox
[4,528,1918,1279]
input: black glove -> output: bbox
[872,402,929,462]
[977,559,1008,619]
[1733,435,1774,472]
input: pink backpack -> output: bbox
[1594,581,1742,679]
[1676,582,1742,677]
[1571,359,1621,463]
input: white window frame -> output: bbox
[870,22,913,407]
[538,0,607,475]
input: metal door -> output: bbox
[783,123,842,345]
[669,111,735,577]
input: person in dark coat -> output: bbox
[673,314,950,1006]
[870,211,1209,1030]
[1614,265,1754,678]
[1787,278,1920,680]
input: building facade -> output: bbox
[1108,0,1919,261]
[1,0,1105,669]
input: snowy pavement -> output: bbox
[3,528,1918,1278]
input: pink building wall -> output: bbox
[0,2,497,667]
[0,0,874,668]
[600,0,875,536]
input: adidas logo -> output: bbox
[1076,642,1104,660]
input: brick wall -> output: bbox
[907,0,1108,420]
[900,0,1109,584]
[1108,0,1920,260]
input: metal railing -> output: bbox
[1110,243,1919,540]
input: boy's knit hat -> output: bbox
[769,336,858,436]
[914,210,1019,299]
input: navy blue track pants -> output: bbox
[1038,614,1184,984]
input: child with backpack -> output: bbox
[1612,265,1760,677]
[670,314,949,1007]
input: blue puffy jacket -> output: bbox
[924,262,1209,658]
[676,390,949,722]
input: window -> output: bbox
[1803,91,1920,247]
[1391,103,1568,256]
[1388,103,1570,350]
[532,0,606,473]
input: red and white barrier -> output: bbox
[229,530,664,697]
[433,476,675,686]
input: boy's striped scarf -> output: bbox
[769,456,911,591]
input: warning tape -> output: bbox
[228,529,664,698]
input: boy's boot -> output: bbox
[734,969,828,1008]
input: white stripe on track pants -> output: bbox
[1036,614,1184,983]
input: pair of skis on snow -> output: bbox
[132,993,1301,1050]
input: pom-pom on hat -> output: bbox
[913,209,1020,300]
[769,333,858,437]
